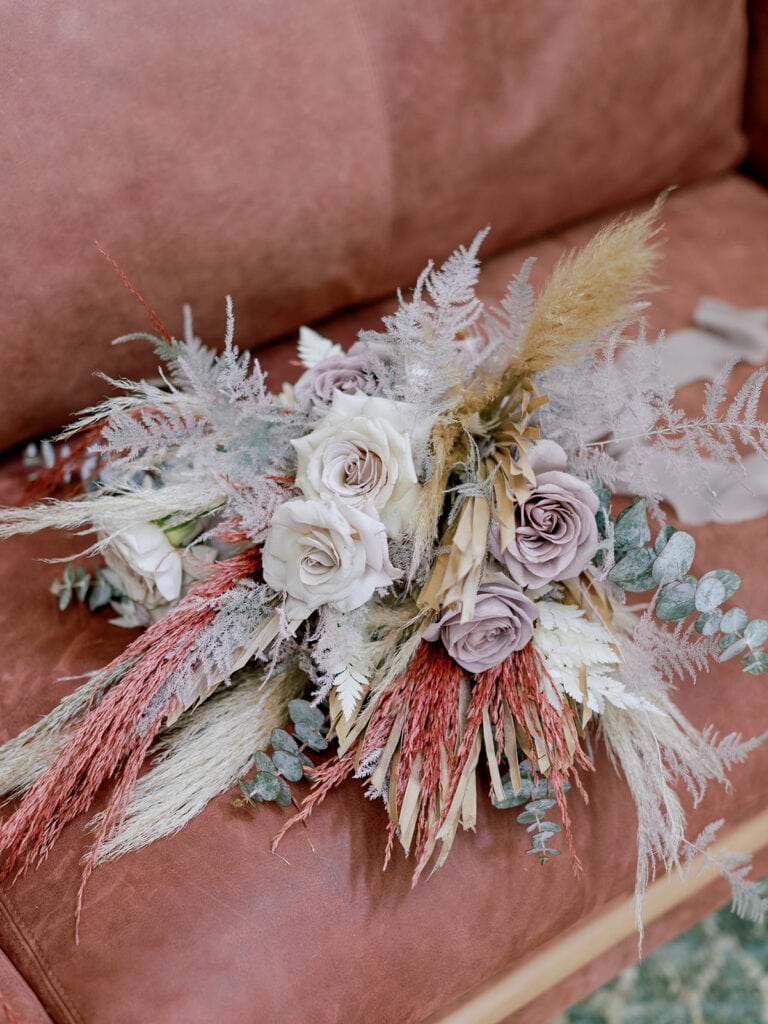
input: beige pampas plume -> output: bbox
[89,662,305,864]
[0,678,100,800]
[486,194,666,409]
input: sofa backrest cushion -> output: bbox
[746,0,768,181]
[1,0,748,449]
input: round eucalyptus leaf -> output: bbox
[533,821,562,836]
[275,777,293,807]
[249,771,282,802]
[652,531,696,585]
[743,619,768,649]
[695,611,723,637]
[699,569,740,601]
[654,525,678,554]
[270,728,299,754]
[694,576,726,613]
[526,798,557,814]
[288,699,325,729]
[743,650,768,675]
[720,608,748,633]
[516,810,541,825]
[655,580,696,621]
[717,638,748,662]
[294,720,328,750]
[607,548,656,592]
[253,750,275,774]
[614,498,650,555]
[530,832,556,848]
[272,749,305,782]
[88,583,112,611]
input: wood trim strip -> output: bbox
[438,808,768,1024]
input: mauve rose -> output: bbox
[423,575,539,673]
[489,440,599,587]
[293,353,375,409]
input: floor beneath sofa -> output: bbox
[549,883,768,1024]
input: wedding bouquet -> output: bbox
[1,204,766,936]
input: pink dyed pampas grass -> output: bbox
[0,548,262,914]
[274,640,589,880]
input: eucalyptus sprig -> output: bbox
[604,496,768,675]
[492,760,571,862]
[238,699,329,810]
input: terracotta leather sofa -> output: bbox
[1,3,767,1022]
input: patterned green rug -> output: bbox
[549,891,768,1024]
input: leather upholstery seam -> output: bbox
[0,891,83,1024]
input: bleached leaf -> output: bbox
[297,326,342,369]
[333,665,367,720]
[533,601,662,715]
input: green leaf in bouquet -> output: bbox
[743,650,768,675]
[718,638,749,662]
[694,610,722,637]
[653,525,677,554]
[162,517,203,548]
[253,750,276,774]
[651,531,696,585]
[655,578,697,621]
[288,699,325,730]
[248,771,282,802]
[492,773,534,809]
[613,498,650,556]
[699,569,740,602]
[294,721,328,751]
[525,798,557,814]
[73,566,91,602]
[607,547,656,592]
[694,576,726,614]
[720,607,749,633]
[526,820,562,835]
[270,728,300,755]
[271,749,305,782]
[744,619,768,649]
[274,777,293,807]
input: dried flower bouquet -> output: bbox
[1,203,766,937]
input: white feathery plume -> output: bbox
[90,663,305,863]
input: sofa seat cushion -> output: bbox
[0,173,767,1024]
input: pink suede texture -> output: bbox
[746,0,768,181]
[1,0,748,451]
[0,175,766,1024]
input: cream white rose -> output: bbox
[262,498,401,617]
[103,522,183,608]
[292,391,423,538]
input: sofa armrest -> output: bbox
[0,945,53,1023]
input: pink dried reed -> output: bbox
[0,548,262,895]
